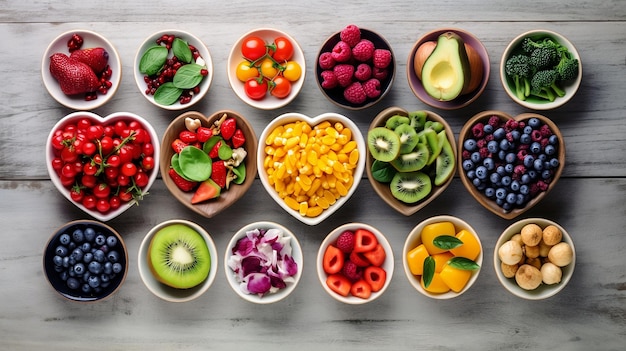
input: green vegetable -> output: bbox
[422,256,435,288]
[232,163,246,184]
[530,70,565,102]
[433,235,463,250]
[446,257,480,271]
[370,160,396,183]
[505,54,532,100]
[139,46,168,76]
[173,64,204,89]
[172,38,192,63]
[521,37,559,53]
[154,82,183,105]
[178,146,212,181]
[555,50,579,81]
[529,47,558,70]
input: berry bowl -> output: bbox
[317,223,394,304]
[315,24,395,110]
[43,220,128,302]
[407,28,489,110]
[46,111,160,222]
[494,218,575,300]
[160,110,257,218]
[500,29,582,110]
[134,29,213,110]
[227,28,305,110]
[457,110,565,220]
[137,219,219,303]
[41,29,122,110]
[257,112,366,226]
[224,221,303,304]
[366,106,457,216]
[402,215,482,299]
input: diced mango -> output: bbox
[406,244,429,275]
[431,251,454,273]
[449,229,481,261]
[421,221,456,255]
[439,264,472,293]
[421,272,450,294]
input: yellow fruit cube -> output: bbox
[431,251,454,273]
[439,264,472,293]
[421,272,450,294]
[449,229,481,261]
[406,244,429,275]
[421,221,456,255]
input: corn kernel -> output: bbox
[316,196,330,209]
[284,196,300,211]
[349,149,359,165]
[336,181,348,196]
[306,206,323,217]
[299,201,308,216]
[316,121,331,130]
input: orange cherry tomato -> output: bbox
[270,76,291,99]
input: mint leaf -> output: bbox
[423,256,435,288]
[154,82,182,105]
[173,64,204,89]
[433,235,463,250]
[371,160,396,183]
[173,38,192,64]
[447,257,480,271]
[139,46,168,76]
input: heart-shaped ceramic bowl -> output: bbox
[257,112,366,226]
[366,106,457,216]
[160,110,258,218]
[46,112,160,221]
[458,110,565,219]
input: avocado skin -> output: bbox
[420,32,471,101]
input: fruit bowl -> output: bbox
[315,24,395,110]
[46,111,160,222]
[43,220,128,302]
[402,215,482,299]
[366,106,456,216]
[257,112,366,226]
[457,110,565,219]
[407,28,489,110]
[137,219,219,302]
[317,223,394,304]
[224,221,303,304]
[134,29,213,110]
[227,28,305,110]
[41,29,122,110]
[500,29,582,110]
[160,110,257,218]
[494,218,575,300]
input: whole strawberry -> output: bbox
[49,53,100,95]
[69,47,109,74]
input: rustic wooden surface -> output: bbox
[1,1,625,350]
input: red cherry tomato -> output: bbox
[121,162,137,177]
[82,195,97,210]
[271,37,294,62]
[244,78,268,100]
[96,198,111,213]
[141,156,155,171]
[241,36,267,61]
[134,171,149,188]
[270,76,292,99]
[109,196,121,210]
[93,183,111,199]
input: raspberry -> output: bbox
[333,64,354,87]
[331,41,352,62]
[504,119,519,131]
[372,67,388,81]
[320,70,338,89]
[472,123,485,138]
[488,115,501,127]
[363,78,381,99]
[353,63,372,81]
[335,230,355,253]
[318,52,336,70]
[343,82,366,104]
[340,24,361,48]
[342,260,362,281]
[373,49,392,69]
[352,39,374,62]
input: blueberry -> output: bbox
[66,277,80,290]
[520,184,530,195]
[462,159,474,171]
[497,150,507,161]
[95,234,106,246]
[528,118,541,128]
[81,242,91,253]
[466,170,476,180]
[104,262,113,275]
[59,233,71,245]
[510,130,521,141]
[483,124,494,134]
[100,274,110,284]
[496,165,506,176]
[501,176,512,187]
[549,134,559,145]
[521,174,531,184]
[549,158,560,168]
[520,133,532,144]
[493,127,506,140]
[545,145,556,156]
[533,159,544,171]
[523,155,535,168]
[502,202,513,212]
[484,187,495,198]
[495,188,507,200]
[483,157,495,170]
[81,284,92,294]
[70,248,84,261]
[538,153,547,161]
[55,245,68,257]
[487,140,499,153]
[54,265,64,273]
[88,275,100,288]
[463,139,477,151]
[471,151,482,163]
[72,229,84,243]
[505,152,516,164]
[88,261,103,274]
[84,227,96,242]
[107,250,119,263]
[506,193,517,204]
[542,170,553,179]
[106,236,118,248]
[499,139,512,151]
[83,252,93,263]
[59,271,68,281]
[510,180,521,192]
[73,263,85,275]
[490,172,501,184]
[112,263,123,274]
[62,256,70,268]
[475,166,488,180]
[530,142,541,154]
[475,182,487,191]
[53,255,63,267]
[472,177,483,187]
[516,194,527,206]
[504,163,514,173]
[94,249,105,263]
[528,170,538,180]
[523,125,533,135]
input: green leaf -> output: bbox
[423,256,435,288]
[139,46,168,76]
[173,64,204,89]
[218,143,233,160]
[154,82,183,105]
[178,146,212,182]
[433,235,463,250]
[371,160,396,183]
[170,154,193,181]
[173,38,192,63]
[203,136,223,154]
[447,257,480,271]
[232,163,246,184]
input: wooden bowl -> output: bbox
[160,110,258,218]
[365,106,457,216]
[457,110,565,219]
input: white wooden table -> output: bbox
[1,1,625,349]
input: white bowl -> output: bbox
[138,220,219,302]
[316,223,394,304]
[402,215,483,299]
[257,112,366,226]
[227,28,305,110]
[134,29,213,110]
[494,218,575,300]
[41,29,122,110]
[500,29,582,110]
[45,111,160,222]
[224,221,303,304]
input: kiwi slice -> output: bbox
[385,115,410,130]
[408,110,427,130]
[148,224,211,289]
[368,127,401,162]
[395,124,419,154]
[434,136,455,186]
[390,171,432,203]
[419,128,443,165]
[391,143,429,172]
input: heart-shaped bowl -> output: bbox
[257,112,366,226]
[500,29,582,110]
[366,106,457,216]
[134,29,213,110]
[458,110,565,219]
[41,29,122,110]
[227,28,306,110]
[315,25,395,110]
[160,110,258,218]
[46,111,160,222]
[224,221,303,304]
[407,28,490,110]
[403,215,483,299]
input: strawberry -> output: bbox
[231,129,246,148]
[208,140,222,159]
[326,274,352,297]
[171,138,188,154]
[349,251,370,267]
[196,126,213,143]
[322,245,344,274]
[363,243,386,267]
[178,130,197,144]
[168,168,197,192]
[210,160,227,188]
[364,266,386,292]
[69,47,109,74]
[191,179,221,204]
[354,229,378,253]
[49,53,100,95]
[350,279,372,299]
[220,117,237,140]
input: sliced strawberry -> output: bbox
[196,126,213,143]
[349,251,370,267]
[363,243,386,267]
[191,179,221,204]
[364,266,386,292]
[168,168,197,192]
[171,138,188,154]
[322,245,344,274]
[231,129,246,148]
[326,274,352,297]
[69,47,109,74]
[178,130,197,143]
[208,140,222,159]
[210,160,227,188]
[354,229,378,253]
[350,279,372,299]
[220,117,237,140]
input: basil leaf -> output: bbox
[170,154,194,181]
[422,256,435,288]
[232,163,246,184]
[371,160,396,183]
[178,146,212,182]
[447,257,480,271]
[433,235,463,250]
[173,64,204,89]
[139,46,168,76]
[154,82,183,105]
[173,38,192,63]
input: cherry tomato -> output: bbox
[83,163,97,176]
[118,188,133,202]
[96,198,111,213]
[70,187,84,202]
[142,156,155,171]
[260,58,279,78]
[117,174,131,187]
[60,174,75,187]
[51,157,63,171]
[61,163,77,178]
[142,143,154,156]
[61,147,78,163]
[109,196,121,210]
[87,125,104,140]
[81,174,97,188]
[100,136,114,154]
[93,183,111,199]
[270,76,292,99]
[271,37,294,62]
[283,61,302,82]
[241,36,267,61]
[82,195,97,210]
[107,154,121,168]
[235,61,259,82]
[104,166,119,180]
[81,141,96,156]
[77,118,91,131]
[114,121,128,138]
[121,162,137,177]
[134,171,150,188]
[244,78,268,100]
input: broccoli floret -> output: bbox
[530,70,565,102]
[505,54,532,100]
[555,50,579,81]
[521,37,560,53]
[530,47,559,70]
